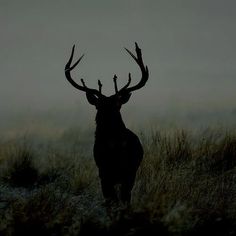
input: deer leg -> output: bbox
[120,176,135,204]
[120,184,132,204]
[100,178,118,204]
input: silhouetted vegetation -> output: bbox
[1,145,38,188]
[1,127,236,235]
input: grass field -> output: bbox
[1,126,236,235]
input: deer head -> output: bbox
[64,43,149,113]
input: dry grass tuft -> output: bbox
[1,128,236,235]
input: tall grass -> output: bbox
[0,128,236,235]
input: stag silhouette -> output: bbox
[64,43,149,205]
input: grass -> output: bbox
[1,145,38,188]
[0,127,236,235]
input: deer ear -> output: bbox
[119,92,132,104]
[86,93,98,106]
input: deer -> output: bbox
[64,43,149,206]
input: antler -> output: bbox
[118,42,149,94]
[65,45,102,97]
[113,74,118,94]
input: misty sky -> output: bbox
[1,0,236,124]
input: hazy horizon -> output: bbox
[1,0,236,133]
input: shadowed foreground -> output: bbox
[1,127,236,235]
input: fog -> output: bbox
[1,0,236,134]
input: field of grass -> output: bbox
[1,126,236,235]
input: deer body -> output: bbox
[94,107,143,203]
[64,43,149,204]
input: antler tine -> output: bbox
[80,78,86,87]
[64,45,102,97]
[118,42,149,94]
[113,74,118,94]
[119,73,131,92]
[98,80,102,93]
[65,45,84,72]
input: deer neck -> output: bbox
[95,111,126,138]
